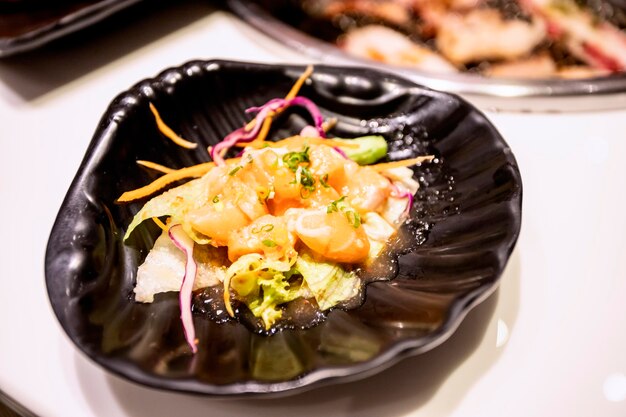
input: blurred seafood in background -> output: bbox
[257,0,626,78]
[340,25,458,72]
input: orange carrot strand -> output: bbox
[149,103,198,149]
[136,160,175,174]
[152,217,168,231]
[370,156,435,172]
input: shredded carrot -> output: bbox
[317,138,359,148]
[244,65,314,147]
[117,163,214,202]
[236,135,297,148]
[371,155,435,172]
[117,158,241,203]
[136,160,175,174]
[243,116,256,132]
[237,116,336,149]
[123,68,315,203]
[285,65,313,100]
[224,277,235,318]
[238,135,359,149]
[152,217,168,231]
[322,118,337,132]
[149,103,198,149]
[252,116,274,144]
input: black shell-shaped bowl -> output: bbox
[45,60,522,396]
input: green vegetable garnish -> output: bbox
[345,210,361,228]
[262,239,277,247]
[252,224,275,234]
[300,187,312,199]
[228,166,242,176]
[327,196,360,228]
[299,166,315,190]
[320,174,330,188]
[282,146,310,171]
[225,254,304,329]
[295,252,360,310]
[334,135,388,165]
[327,196,347,213]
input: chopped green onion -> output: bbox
[344,210,361,228]
[300,187,312,199]
[293,165,316,198]
[228,166,242,176]
[212,195,220,203]
[327,196,347,213]
[282,146,310,172]
[252,223,275,234]
[262,239,277,247]
[256,186,269,203]
[327,196,360,227]
[320,174,330,188]
[299,166,315,190]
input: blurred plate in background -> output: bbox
[0,0,142,57]
[227,0,626,111]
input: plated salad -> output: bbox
[120,67,433,353]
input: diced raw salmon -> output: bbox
[229,177,269,221]
[227,215,297,261]
[339,164,391,213]
[302,183,341,209]
[293,209,370,263]
[308,145,348,188]
[186,199,250,246]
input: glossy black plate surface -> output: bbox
[45,60,522,396]
[0,0,142,57]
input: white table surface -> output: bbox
[1,2,625,416]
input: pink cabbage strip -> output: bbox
[210,96,326,166]
[168,224,198,353]
[390,182,414,215]
[332,146,348,159]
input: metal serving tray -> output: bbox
[228,0,626,111]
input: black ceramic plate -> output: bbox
[45,60,522,396]
[0,0,142,57]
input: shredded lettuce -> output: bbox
[247,272,299,329]
[225,254,303,329]
[251,333,304,380]
[225,252,360,329]
[383,166,420,194]
[123,173,215,244]
[295,252,360,310]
